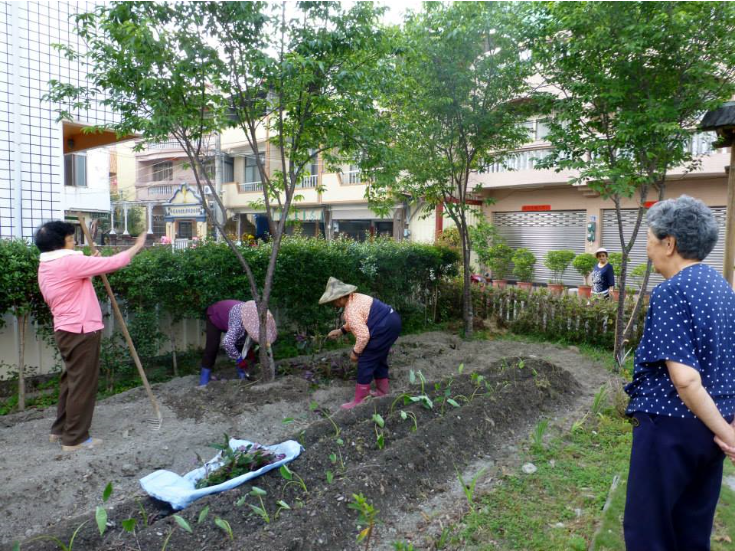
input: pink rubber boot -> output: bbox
[370,378,390,397]
[341,384,371,410]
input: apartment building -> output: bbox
[0,2,127,242]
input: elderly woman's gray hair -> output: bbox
[647,195,718,261]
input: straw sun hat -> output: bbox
[318,277,357,305]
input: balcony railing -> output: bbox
[297,174,319,188]
[149,185,174,196]
[345,170,361,184]
[239,181,264,193]
[147,139,182,150]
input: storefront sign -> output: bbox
[166,205,206,217]
[521,204,551,211]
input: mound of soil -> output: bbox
[0,333,610,550]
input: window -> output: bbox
[177,221,193,239]
[152,161,173,181]
[64,152,87,187]
[244,153,265,184]
[536,119,551,141]
[299,149,319,188]
[345,164,361,184]
[223,155,235,183]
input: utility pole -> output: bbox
[214,132,224,242]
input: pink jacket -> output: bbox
[38,250,131,333]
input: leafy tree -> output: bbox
[525,1,735,363]
[370,2,532,336]
[0,240,49,410]
[47,1,392,379]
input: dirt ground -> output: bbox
[0,332,614,550]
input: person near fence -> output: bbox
[198,300,277,386]
[591,247,615,299]
[623,195,735,551]
[35,221,147,452]
[321,277,402,409]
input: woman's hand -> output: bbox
[327,329,342,340]
[350,351,359,363]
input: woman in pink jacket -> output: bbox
[35,221,146,452]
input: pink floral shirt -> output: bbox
[343,293,373,354]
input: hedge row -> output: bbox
[438,283,647,350]
[96,236,459,334]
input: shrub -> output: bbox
[511,248,536,282]
[572,253,597,286]
[607,252,623,280]
[543,250,576,284]
[483,242,513,280]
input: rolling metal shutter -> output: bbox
[601,207,727,288]
[492,210,587,285]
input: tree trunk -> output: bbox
[17,314,27,411]
[622,184,666,345]
[459,218,473,338]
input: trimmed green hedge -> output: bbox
[102,236,459,334]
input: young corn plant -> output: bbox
[349,493,379,550]
[214,517,234,540]
[456,466,487,512]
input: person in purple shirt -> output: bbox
[624,196,735,550]
[199,300,256,386]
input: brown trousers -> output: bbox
[51,330,102,446]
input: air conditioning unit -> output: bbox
[203,185,213,195]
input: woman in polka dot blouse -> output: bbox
[623,195,735,550]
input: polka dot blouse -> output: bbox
[625,263,735,418]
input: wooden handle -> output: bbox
[77,216,162,420]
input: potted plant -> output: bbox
[512,248,536,291]
[572,253,596,298]
[544,250,576,295]
[608,252,623,300]
[484,242,514,288]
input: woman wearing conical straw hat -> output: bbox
[320,277,402,409]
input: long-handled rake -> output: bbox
[78,215,163,430]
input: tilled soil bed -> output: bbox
[1,333,609,550]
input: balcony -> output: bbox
[239,181,264,193]
[345,170,361,184]
[147,139,181,150]
[297,174,319,188]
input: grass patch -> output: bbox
[450,409,735,550]
[451,414,632,550]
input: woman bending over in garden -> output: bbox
[198,300,276,386]
[623,195,735,550]
[35,221,147,452]
[321,277,401,409]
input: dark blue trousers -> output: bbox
[356,299,401,384]
[624,412,729,551]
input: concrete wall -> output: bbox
[0,308,206,380]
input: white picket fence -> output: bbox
[0,302,206,380]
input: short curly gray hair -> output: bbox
[647,195,718,261]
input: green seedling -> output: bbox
[275,500,291,520]
[121,518,137,533]
[400,410,418,432]
[458,362,465,375]
[435,526,452,549]
[280,464,309,495]
[310,400,341,439]
[372,412,386,450]
[198,505,210,524]
[214,516,234,539]
[457,466,487,512]
[349,493,379,550]
[244,486,270,523]
[173,515,193,534]
[13,521,89,551]
[95,482,113,536]
[326,470,334,483]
